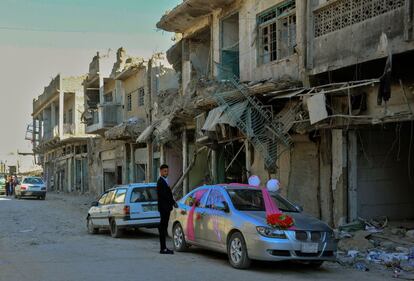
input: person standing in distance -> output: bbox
[157,164,177,254]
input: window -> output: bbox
[105,190,116,205]
[130,187,158,203]
[185,189,210,207]
[126,93,132,111]
[258,1,296,64]
[23,177,44,184]
[104,92,113,103]
[113,189,127,204]
[138,87,145,107]
[98,192,108,205]
[206,190,227,211]
[226,189,298,212]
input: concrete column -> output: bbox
[331,129,348,227]
[211,149,217,184]
[160,144,166,166]
[182,39,191,95]
[99,76,104,127]
[42,110,47,139]
[67,157,72,192]
[59,91,64,138]
[182,128,189,196]
[51,102,56,129]
[146,142,153,182]
[296,0,309,86]
[123,144,129,184]
[245,139,251,178]
[130,143,135,183]
[347,130,358,222]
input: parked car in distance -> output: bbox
[169,184,337,269]
[0,174,6,195]
[87,183,160,238]
[15,177,46,200]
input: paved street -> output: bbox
[0,193,392,281]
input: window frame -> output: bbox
[257,0,296,65]
[126,93,132,111]
[138,87,145,107]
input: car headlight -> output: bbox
[256,226,287,239]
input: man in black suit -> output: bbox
[157,164,177,254]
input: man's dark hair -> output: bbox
[160,164,169,170]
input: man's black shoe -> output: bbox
[159,249,174,255]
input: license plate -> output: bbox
[301,243,319,253]
[143,205,157,212]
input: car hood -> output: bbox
[241,211,331,231]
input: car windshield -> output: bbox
[23,178,44,185]
[227,189,298,212]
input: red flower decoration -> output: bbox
[196,213,202,220]
[267,213,294,229]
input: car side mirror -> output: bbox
[295,205,304,212]
[91,201,99,207]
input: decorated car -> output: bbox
[168,181,337,269]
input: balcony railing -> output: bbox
[86,103,122,133]
[314,0,405,37]
[102,104,122,126]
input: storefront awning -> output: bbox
[202,101,248,131]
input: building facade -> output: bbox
[32,74,90,193]
[155,0,414,227]
[84,48,179,194]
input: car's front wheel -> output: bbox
[173,223,188,252]
[87,217,99,234]
[228,232,251,269]
[109,219,123,238]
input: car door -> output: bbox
[101,190,116,226]
[90,192,108,226]
[203,188,231,251]
[192,189,210,245]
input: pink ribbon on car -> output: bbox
[186,189,208,241]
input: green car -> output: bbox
[0,174,6,195]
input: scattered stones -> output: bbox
[406,230,414,239]
[392,228,407,236]
[338,230,374,252]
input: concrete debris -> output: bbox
[393,270,414,280]
[354,262,370,272]
[338,230,374,252]
[337,218,414,278]
[406,230,414,239]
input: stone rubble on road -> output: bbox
[336,218,414,279]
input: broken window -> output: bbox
[127,93,132,111]
[219,13,240,80]
[138,87,145,107]
[258,1,296,65]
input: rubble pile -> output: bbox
[336,218,414,279]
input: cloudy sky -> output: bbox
[0,0,179,171]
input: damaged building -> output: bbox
[155,0,414,227]
[32,74,90,193]
[84,48,179,193]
